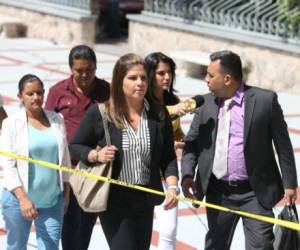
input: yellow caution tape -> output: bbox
[0,150,299,231]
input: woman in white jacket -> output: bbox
[1,74,71,250]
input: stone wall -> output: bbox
[0,5,95,46]
[129,19,300,94]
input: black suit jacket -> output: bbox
[70,104,178,206]
[181,85,297,209]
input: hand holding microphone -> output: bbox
[169,95,204,121]
[171,102,187,117]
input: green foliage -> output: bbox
[278,0,297,7]
[277,0,300,35]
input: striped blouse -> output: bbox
[118,100,151,185]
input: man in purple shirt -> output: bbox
[45,45,110,250]
[181,50,297,250]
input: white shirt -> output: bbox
[0,108,71,192]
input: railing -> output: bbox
[0,0,98,18]
[36,0,94,10]
[144,0,300,42]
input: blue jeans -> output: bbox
[1,188,64,250]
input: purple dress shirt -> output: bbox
[221,84,248,181]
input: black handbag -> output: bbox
[274,204,300,250]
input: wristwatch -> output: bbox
[168,185,180,195]
[92,149,98,163]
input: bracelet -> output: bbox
[168,185,180,194]
[91,150,98,163]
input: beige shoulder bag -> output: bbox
[69,103,112,212]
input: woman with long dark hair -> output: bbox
[145,52,187,250]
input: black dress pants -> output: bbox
[205,176,274,250]
[62,188,99,250]
[99,186,154,250]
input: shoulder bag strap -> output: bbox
[98,103,111,146]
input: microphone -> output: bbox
[169,95,204,121]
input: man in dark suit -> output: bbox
[181,50,297,250]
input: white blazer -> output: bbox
[1,108,71,192]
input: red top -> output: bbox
[45,76,110,165]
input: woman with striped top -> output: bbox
[70,53,178,250]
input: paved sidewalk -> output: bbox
[0,37,299,250]
[94,37,131,56]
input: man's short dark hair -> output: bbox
[210,50,243,82]
[68,45,97,68]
